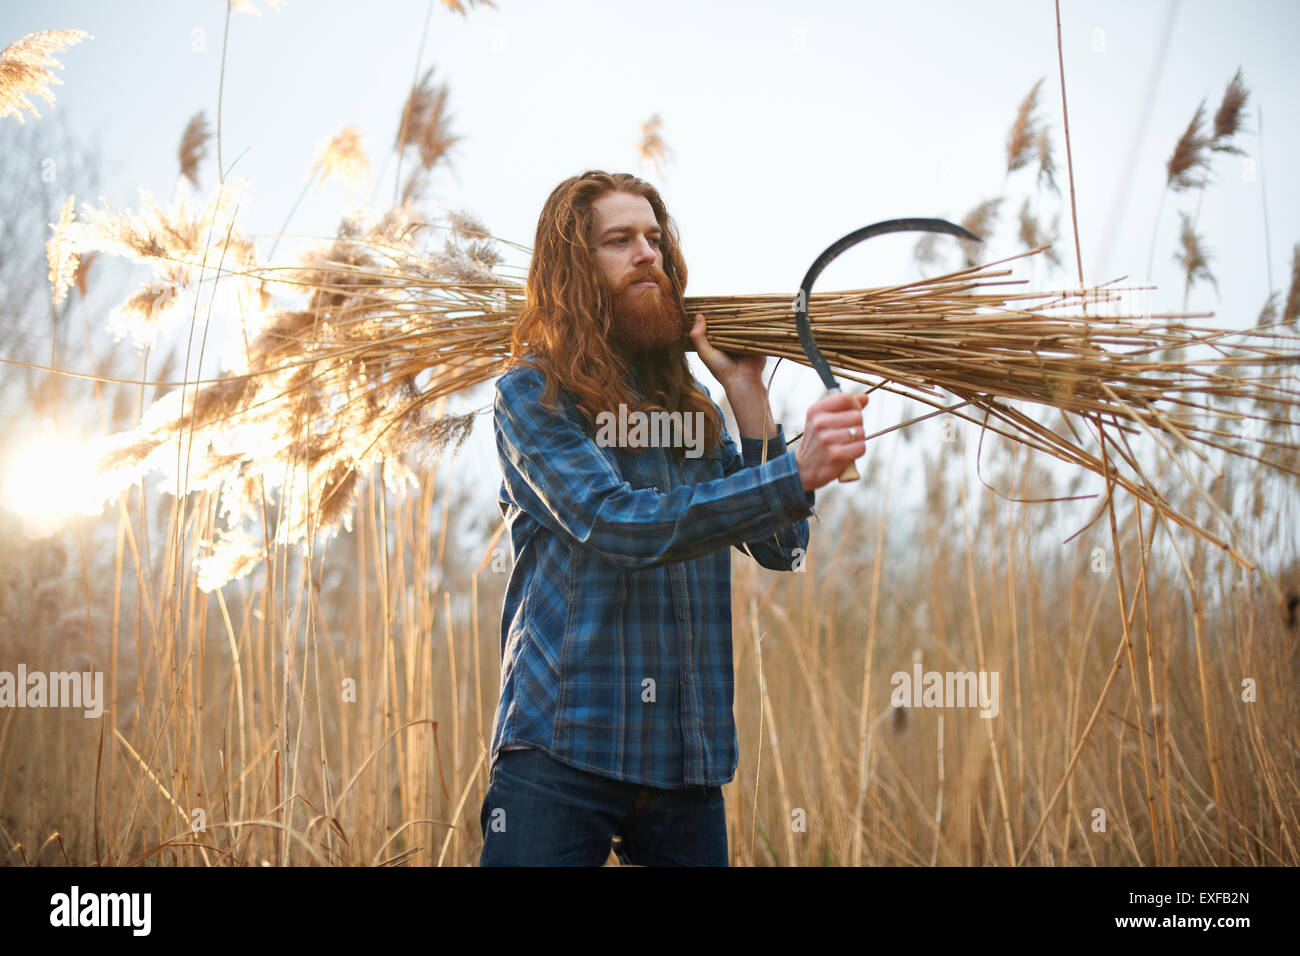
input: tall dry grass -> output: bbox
[724,435,1298,866]
[1,420,1295,865]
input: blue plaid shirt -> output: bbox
[488,360,816,788]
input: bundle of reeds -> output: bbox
[71,203,1297,590]
[706,268,1296,560]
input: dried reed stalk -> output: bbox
[65,204,1297,588]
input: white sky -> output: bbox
[4,0,1298,551]
[7,0,1295,300]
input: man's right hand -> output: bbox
[795,391,870,492]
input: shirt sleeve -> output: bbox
[708,392,815,572]
[494,365,815,572]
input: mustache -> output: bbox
[615,266,671,294]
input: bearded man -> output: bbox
[479,170,869,866]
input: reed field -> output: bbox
[1,418,1296,866]
[0,4,1297,866]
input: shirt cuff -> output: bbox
[739,424,788,466]
[742,426,816,514]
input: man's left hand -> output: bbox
[689,313,766,391]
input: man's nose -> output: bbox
[631,235,657,264]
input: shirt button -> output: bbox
[677,608,686,621]
[682,673,692,684]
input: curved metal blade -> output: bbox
[794,217,982,391]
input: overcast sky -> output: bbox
[4,0,1298,546]
[6,0,1295,297]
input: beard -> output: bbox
[605,266,688,355]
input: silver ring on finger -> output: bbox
[848,426,859,441]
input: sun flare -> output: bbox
[2,432,103,522]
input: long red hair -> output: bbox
[507,170,722,457]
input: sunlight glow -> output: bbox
[2,431,104,525]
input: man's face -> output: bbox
[590,190,686,353]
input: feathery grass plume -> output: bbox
[225,0,286,14]
[446,208,490,240]
[291,205,424,316]
[46,194,79,306]
[308,125,372,194]
[1173,210,1217,300]
[178,111,211,186]
[1006,79,1044,174]
[108,281,185,347]
[64,177,255,269]
[1257,291,1279,328]
[1035,127,1058,196]
[408,409,479,464]
[1166,100,1213,191]
[57,178,259,345]
[73,250,97,298]
[1211,67,1249,154]
[958,198,1000,266]
[401,168,428,208]
[396,65,460,206]
[431,228,503,283]
[912,231,945,271]
[439,0,497,12]
[0,28,91,123]
[1284,243,1300,327]
[637,113,672,179]
[1017,199,1061,267]
[91,201,514,589]
[194,528,264,592]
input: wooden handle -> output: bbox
[824,384,862,483]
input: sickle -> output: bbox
[794,217,982,482]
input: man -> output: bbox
[479,170,869,866]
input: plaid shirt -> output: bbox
[489,360,815,788]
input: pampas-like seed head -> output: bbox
[1257,291,1279,328]
[1284,243,1300,326]
[912,231,944,271]
[309,125,372,193]
[195,528,264,593]
[1173,210,1217,300]
[1212,67,1249,153]
[73,250,98,298]
[408,410,478,464]
[959,198,1000,267]
[46,194,79,306]
[1167,100,1213,191]
[108,280,183,347]
[637,113,671,179]
[446,209,490,240]
[1017,199,1061,267]
[179,111,211,186]
[65,178,256,268]
[396,66,460,172]
[1036,127,1058,196]
[0,28,91,123]
[1006,79,1044,174]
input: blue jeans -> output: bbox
[478,747,729,866]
